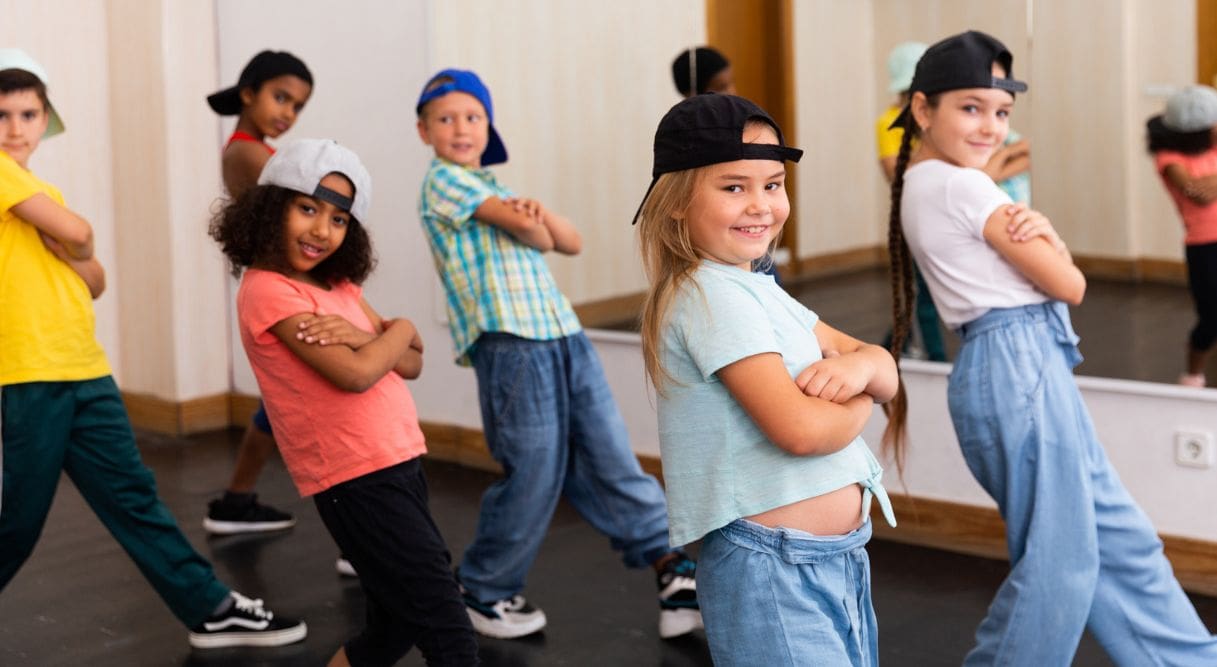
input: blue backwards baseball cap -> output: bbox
[415,69,508,166]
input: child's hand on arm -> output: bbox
[40,231,105,298]
[984,205,1086,305]
[717,352,875,457]
[1003,204,1069,257]
[296,310,376,348]
[799,322,899,404]
[536,205,582,255]
[271,310,416,393]
[474,196,556,251]
[359,299,424,379]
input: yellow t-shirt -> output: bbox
[876,105,907,159]
[0,152,110,384]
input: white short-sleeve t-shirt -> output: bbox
[901,159,1048,329]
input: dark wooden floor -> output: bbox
[3,426,1216,666]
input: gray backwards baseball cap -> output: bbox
[258,139,371,222]
[0,48,65,137]
[1163,85,1217,133]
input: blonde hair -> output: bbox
[638,123,785,392]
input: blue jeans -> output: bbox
[951,302,1217,665]
[459,332,672,602]
[699,518,876,666]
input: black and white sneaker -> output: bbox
[188,592,307,649]
[203,493,295,535]
[657,554,702,639]
[463,590,547,639]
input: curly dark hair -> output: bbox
[209,184,376,284]
[1147,115,1214,155]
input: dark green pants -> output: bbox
[1,377,230,627]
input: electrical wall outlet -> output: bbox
[1175,430,1215,469]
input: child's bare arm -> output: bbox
[221,142,272,199]
[359,299,423,379]
[983,205,1086,305]
[797,322,898,403]
[270,312,416,392]
[536,205,582,255]
[11,194,94,259]
[473,197,555,251]
[717,352,874,456]
[295,300,424,380]
[40,232,105,298]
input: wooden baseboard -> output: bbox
[121,391,231,436]
[788,245,888,280]
[1073,254,1187,285]
[573,292,646,330]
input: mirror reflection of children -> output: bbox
[211,139,479,666]
[671,46,736,97]
[203,50,312,542]
[887,31,1217,665]
[1147,85,1217,388]
[636,93,898,665]
[0,47,306,652]
[415,69,701,641]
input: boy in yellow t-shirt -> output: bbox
[0,48,305,651]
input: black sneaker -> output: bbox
[188,592,307,649]
[657,554,702,638]
[462,588,547,639]
[203,493,295,535]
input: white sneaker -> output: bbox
[657,554,703,639]
[188,592,307,649]
[464,593,547,639]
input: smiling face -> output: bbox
[416,91,490,168]
[682,122,790,270]
[0,88,49,168]
[912,62,1014,169]
[239,74,312,140]
[281,172,353,284]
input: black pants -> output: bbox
[314,459,478,666]
[1187,241,1217,352]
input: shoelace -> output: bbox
[231,593,274,621]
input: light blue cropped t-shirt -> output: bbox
[657,260,896,546]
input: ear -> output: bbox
[910,91,933,132]
[239,86,255,107]
[416,118,432,146]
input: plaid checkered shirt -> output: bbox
[418,158,582,366]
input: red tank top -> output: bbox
[225,130,274,154]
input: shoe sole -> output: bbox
[202,518,296,535]
[188,622,308,649]
[658,608,703,639]
[466,608,547,639]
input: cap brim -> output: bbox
[993,77,1028,93]
[207,86,243,115]
[631,178,659,226]
[889,105,911,131]
[43,104,64,138]
[481,126,508,166]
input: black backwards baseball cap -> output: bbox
[415,69,508,167]
[889,30,1027,130]
[207,50,313,116]
[258,139,372,222]
[632,94,802,225]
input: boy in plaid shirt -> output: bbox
[415,69,700,641]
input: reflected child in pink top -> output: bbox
[210,138,478,666]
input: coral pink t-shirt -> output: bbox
[237,269,426,496]
[1155,147,1217,245]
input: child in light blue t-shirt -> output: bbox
[635,94,898,666]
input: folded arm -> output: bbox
[11,193,94,259]
[271,310,417,392]
[717,352,874,456]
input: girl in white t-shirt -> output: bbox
[635,93,898,666]
[886,30,1217,665]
